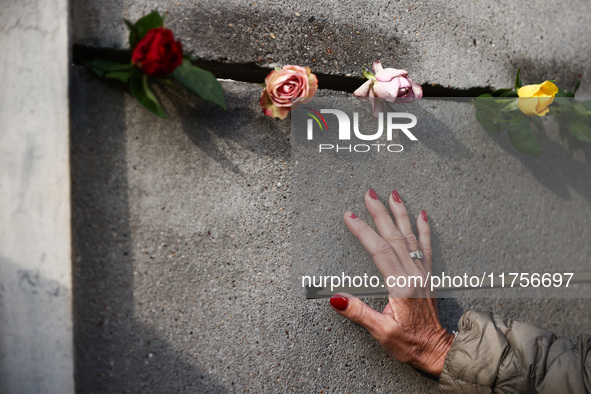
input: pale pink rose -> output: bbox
[260,65,318,119]
[354,61,423,116]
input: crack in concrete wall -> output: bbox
[73,44,495,96]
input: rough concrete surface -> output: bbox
[71,70,591,393]
[72,0,591,94]
[0,0,73,393]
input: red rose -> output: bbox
[132,28,183,77]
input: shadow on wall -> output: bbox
[483,116,591,202]
[70,68,228,393]
[156,81,291,178]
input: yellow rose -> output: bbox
[517,81,559,116]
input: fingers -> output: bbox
[388,190,419,253]
[344,211,407,279]
[329,293,389,339]
[364,189,419,274]
[416,210,433,273]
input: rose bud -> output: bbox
[260,65,318,119]
[354,60,423,116]
[517,81,559,117]
[132,28,183,77]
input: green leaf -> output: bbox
[124,19,139,47]
[570,121,591,142]
[530,116,543,130]
[555,88,572,98]
[473,95,499,123]
[81,58,131,77]
[553,96,573,108]
[105,70,131,83]
[499,89,518,98]
[130,69,167,118]
[82,61,106,78]
[489,88,510,96]
[507,120,541,157]
[476,110,500,132]
[183,53,198,62]
[573,102,589,116]
[173,59,227,109]
[127,11,164,47]
[501,111,526,123]
[514,69,522,91]
[573,81,581,96]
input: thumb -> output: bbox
[329,293,388,336]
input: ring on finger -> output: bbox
[409,250,423,259]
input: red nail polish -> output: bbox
[422,210,428,222]
[349,212,357,219]
[330,296,348,311]
[392,190,402,203]
[368,188,379,200]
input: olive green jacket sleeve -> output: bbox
[439,310,591,393]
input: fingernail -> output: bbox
[330,295,349,311]
[368,188,379,200]
[349,212,357,219]
[392,190,402,203]
[422,210,428,222]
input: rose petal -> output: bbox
[398,78,412,89]
[518,97,539,116]
[539,81,559,96]
[372,61,384,74]
[375,68,408,82]
[260,88,272,108]
[373,79,401,98]
[353,80,374,97]
[536,96,554,114]
[307,71,318,97]
[262,107,274,117]
[408,78,423,99]
[517,83,543,98]
[282,65,309,75]
[272,105,291,119]
[268,73,298,89]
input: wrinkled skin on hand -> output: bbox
[376,298,453,375]
[330,189,453,377]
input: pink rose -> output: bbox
[260,65,318,119]
[354,61,423,116]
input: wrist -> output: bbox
[416,329,454,377]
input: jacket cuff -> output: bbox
[438,310,508,393]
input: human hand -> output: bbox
[330,189,453,377]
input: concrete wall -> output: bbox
[69,73,591,393]
[0,0,73,393]
[69,0,591,392]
